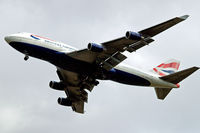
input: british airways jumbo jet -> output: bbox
[4,15,199,113]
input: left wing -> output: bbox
[65,86,86,113]
[56,68,96,113]
[67,15,189,71]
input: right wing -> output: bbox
[139,15,189,37]
[67,15,189,71]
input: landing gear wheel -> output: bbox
[24,55,29,61]
[93,80,99,86]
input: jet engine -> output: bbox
[49,81,64,91]
[57,97,72,106]
[125,31,142,40]
[88,43,104,52]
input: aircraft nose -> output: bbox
[4,35,13,44]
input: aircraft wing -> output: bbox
[139,15,189,37]
[57,68,95,113]
[65,86,86,113]
[67,15,188,71]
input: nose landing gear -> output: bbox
[24,55,29,61]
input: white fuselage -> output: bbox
[4,32,178,89]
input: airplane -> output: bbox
[4,15,199,114]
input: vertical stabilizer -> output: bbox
[153,59,180,76]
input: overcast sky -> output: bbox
[0,0,199,133]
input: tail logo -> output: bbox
[153,61,180,76]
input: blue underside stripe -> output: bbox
[106,68,151,86]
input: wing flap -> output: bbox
[101,52,127,70]
[126,37,154,52]
[65,86,88,114]
[72,101,84,114]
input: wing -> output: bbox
[139,15,189,37]
[67,15,189,71]
[65,86,86,113]
[57,68,96,113]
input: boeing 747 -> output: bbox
[4,15,199,113]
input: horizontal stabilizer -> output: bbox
[160,67,199,84]
[139,15,189,37]
[155,88,172,100]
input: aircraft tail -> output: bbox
[155,66,199,100]
[153,60,199,100]
[153,59,180,76]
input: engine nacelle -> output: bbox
[57,97,72,106]
[49,81,64,91]
[88,43,104,52]
[125,31,142,40]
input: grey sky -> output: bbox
[0,0,199,133]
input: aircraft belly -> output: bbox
[106,68,151,86]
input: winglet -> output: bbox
[179,15,189,20]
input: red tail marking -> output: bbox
[153,68,166,76]
[157,62,180,70]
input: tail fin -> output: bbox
[155,66,199,100]
[153,59,180,76]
